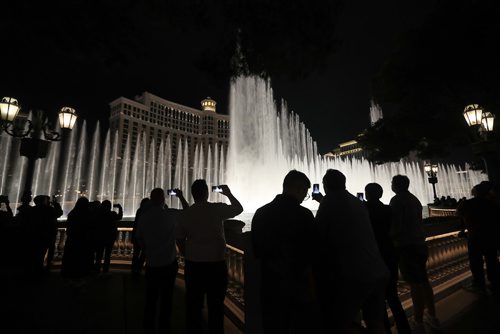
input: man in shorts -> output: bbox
[390,175,440,332]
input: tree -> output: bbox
[360,0,500,164]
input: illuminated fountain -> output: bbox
[0,76,487,219]
[225,76,487,216]
[0,122,226,216]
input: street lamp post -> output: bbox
[0,97,77,201]
[424,162,439,201]
[463,104,497,183]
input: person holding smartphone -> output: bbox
[176,180,243,334]
[94,200,123,273]
[136,188,188,334]
[30,195,63,274]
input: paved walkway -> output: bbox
[1,269,242,334]
[2,268,500,333]
[387,284,500,334]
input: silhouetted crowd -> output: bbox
[1,172,500,334]
[432,195,464,208]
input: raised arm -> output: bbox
[220,185,243,216]
[174,189,190,210]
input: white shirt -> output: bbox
[136,205,180,267]
[176,202,241,262]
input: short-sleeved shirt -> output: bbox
[176,202,241,262]
[389,191,425,247]
[136,206,180,267]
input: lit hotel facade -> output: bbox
[109,92,229,166]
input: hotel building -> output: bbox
[109,91,229,166]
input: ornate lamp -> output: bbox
[58,107,78,130]
[424,162,438,200]
[463,104,483,127]
[0,97,21,122]
[481,111,495,132]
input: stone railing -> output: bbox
[428,206,457,217]
[52,219,470,333]
[53,227,135,261]
[53,226,247,328]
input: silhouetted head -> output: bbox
[21,191,32,205]
[474,181,493,198]
[365,183,383,201]
[391,175,410,194]
[322,169,346,194]
[191,179,209,202]
[282,170,311,203]
[101,200,112,211]
[140,198,151,209]
[33,195,49,206]
[74,197,89,211]
[150,188,165,206]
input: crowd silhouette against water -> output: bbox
[0,169,499,334]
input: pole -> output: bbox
[22,156,36,199]
[19,138,49,200]
[428,175,438,200]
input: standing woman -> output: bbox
[131,198,151,275]
[61,197,93,281]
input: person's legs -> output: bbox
[362,277,388,334]
[94,246,104,273]
[46,236,56,271]
[422,278,436,318]
[206,261,228,334]
[482,246,500,288]
[144,266,160,334]
[398,245,433,324]
[33,246,47,275]
[185,261,205,334]
[385,272,411,333]
[103,242,113,273]
[158,261,178,334]
[131,242,142,273]
[468,238,486,287]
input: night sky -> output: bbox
[1,1,436,154]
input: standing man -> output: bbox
[365,183,411,334]
[313,169,389,334]
[456,182,499,293]
[177,180,243,334]
[390,175,440,332]
[136,188,188,334]
[94,200,123,273]
[30,195,63,274]
[251,170,318,334]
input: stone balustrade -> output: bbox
[51,219,471,331]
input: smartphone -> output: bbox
[167,189,177,196]
[357,192,365,201]
[312,184,320,194]
[212,186,223,193]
